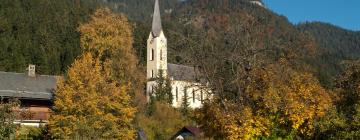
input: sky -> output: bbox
[262,0,360,31]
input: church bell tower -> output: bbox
[147,0,167,80]
[146,0,168,101]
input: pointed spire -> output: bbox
[151,0,162,37]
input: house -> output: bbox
[172,126,203,140]
[146,0,209,108]
[0,65,56,127]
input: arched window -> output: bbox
[151,49,154,61]
[160,49,162,60]
[176,87,178,101]
[192,89,195,103]
[151,70,154,78]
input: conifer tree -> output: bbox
[152,70,173,104]
[181,87,190,116]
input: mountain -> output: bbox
[0,0,97,74]
[1,0,359,88]
[297,22,360,86]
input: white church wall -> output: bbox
[146,31,167,79]
[147,80,209,109]
[171,81,205,108]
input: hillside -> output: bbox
[298,22,360,86]
[0,0,96,74]
[2,0,360,139]
[1,0,360,86]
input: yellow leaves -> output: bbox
[79,8,133,56]
[49,8,138,139]
[197,65,333,139]
[136,102,188,140]
[273,72,332,135]
[49,52,136,139]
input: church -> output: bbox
[146,0,208,108]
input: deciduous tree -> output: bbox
[0,98,19,139]
[49,8,138,139]
[48,53,136,139]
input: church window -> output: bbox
[176,87,178,101]
[151,70,154,78]
[201,90,203,103]
[193,89,195,103]
[160,49,163,60]
[151,49,154,61]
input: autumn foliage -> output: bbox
[48,53,136,139]
[196,65,332,139]
[48,8,138,139]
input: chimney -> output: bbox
[28,64,36,77]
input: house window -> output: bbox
[176,87,178,101]
[193,89,195,103]
[151,49,154,61]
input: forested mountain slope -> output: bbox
[298,22,360,86]
[0,0,97,74]
[1,0,359,87]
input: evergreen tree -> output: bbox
[152,70,173,105]
[181,87,190,116]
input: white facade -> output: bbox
[170,81,206,108]
[146,31,167,79]
[147,80,207,108]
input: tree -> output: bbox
[48,53,136,139]
[317,61,360,139]
[147,70,173,115]
[136,101,190,140]
[195,65,332,139]
[181,87,190,116]
[152,70,173,105]
[78,8,144,95]
[0,98,19,139]
[0,0,94,75]
[48,8,139,139]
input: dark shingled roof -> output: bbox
[0,71,57,100]
[151,0,162,37]
[167,63,196,81]
[171,126,202,139]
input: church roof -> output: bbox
[151,0,163,37]
[167,63,197,81]
[0,71,57,100]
